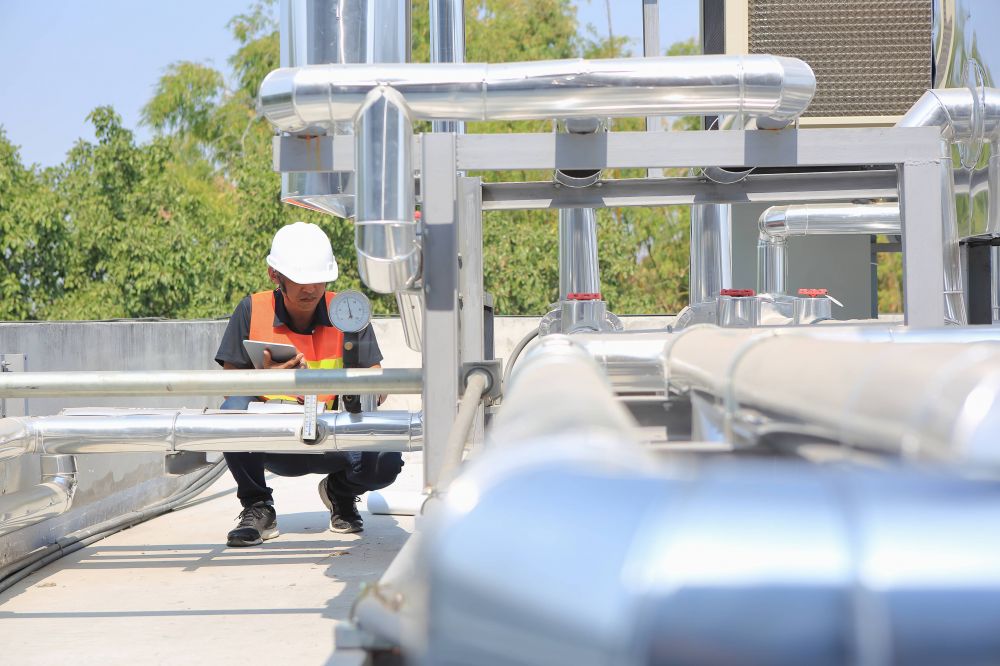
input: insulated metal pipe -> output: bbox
[0,368,423,398]
[260,55,816,129]
[572,331,672,394]
[757,203,901,294]
[354,86,419,293]
[0,410,423,455]
[689,204,733,304]
[574,325,1000,396]
[896,88,1000,324]
[429,0,465,135]
[938,150,967,325]
[492,335,638,446]
[278,0,409,218]
[422,456,1000,665]
[0,455,76,537]
[654,326,1000,466]
[558,208,601,299]
[989,151,1000,235]
[726,336,1000,465]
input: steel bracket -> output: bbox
[461,360,503,405]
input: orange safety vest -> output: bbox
[248,290,344,406]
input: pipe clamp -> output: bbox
[461,360,503,404]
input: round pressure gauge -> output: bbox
[329,290,372,333]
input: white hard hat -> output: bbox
[266,222,339,284]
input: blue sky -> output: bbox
[0,0,698,167]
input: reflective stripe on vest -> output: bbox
[248,290,344,405]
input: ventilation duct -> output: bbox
[260,55,816,130]
[278,0,409,218]
[353,86,419,293]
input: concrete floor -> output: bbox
[0,469,415,665]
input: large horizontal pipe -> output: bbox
[757,203,900,294]
[422,454,1000,664]
[759,203,901,238]
[260,55,815,131]
[574,325,1000,396]
[0,410,423,455]
[0,368,423,398]
[659,326,1000,465]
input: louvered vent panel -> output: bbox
[748,0,932,117]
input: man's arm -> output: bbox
[217,297,305,371]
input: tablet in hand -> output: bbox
[242,340,300,369]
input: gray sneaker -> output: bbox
[227,501,279,547]
[318,477,364,533]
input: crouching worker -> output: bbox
[214,222,403,547]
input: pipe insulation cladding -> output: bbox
[278,0,410,218]
[353,85,420,293]
[658,326,1000,466]
[896,87,1000,325]
[260,55,816,129]
[420,456,1000,665]
[757,203,901,295]
[0,410,423,455]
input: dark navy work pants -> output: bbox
[221,396,404,507]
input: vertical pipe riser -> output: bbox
[354,87,420,293]
[690,204,733,304]
[429,0,465,134]
[558,209,601,299]
[939,155,969,324]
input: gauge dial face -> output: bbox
[329,290,372,333]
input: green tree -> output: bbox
[0,1,721,321]
[0,129,66,319]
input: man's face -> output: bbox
[270,268,326,318]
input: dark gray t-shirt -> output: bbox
[214,290,383,369]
